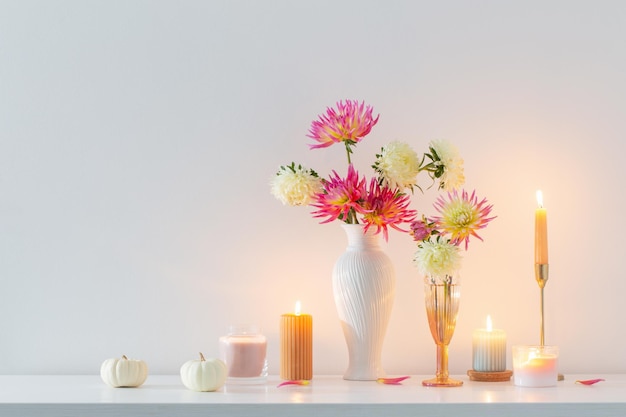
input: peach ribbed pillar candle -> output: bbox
[280,312,312,380]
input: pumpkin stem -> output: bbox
[199,352,206,361]
[122,355,128,360]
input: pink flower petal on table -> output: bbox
[575,378,605,385]
[376,376,410,385]
[277,380,310,388]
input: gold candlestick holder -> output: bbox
[534,263,564,381]
[534,264,549,346]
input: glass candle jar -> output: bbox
[219,324,268,384]
[512,345,559,387]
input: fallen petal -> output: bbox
[376,376,410,385]
[277,380,310,388]
[575,378,605,385]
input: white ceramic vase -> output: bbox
[332,223,396,380]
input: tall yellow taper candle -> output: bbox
[280,301,313,380]
[535,190,548,264]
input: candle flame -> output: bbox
[486,315,493,332]
[536,190,543,208]
[295,300,301,316]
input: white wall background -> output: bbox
[1,0,625,376]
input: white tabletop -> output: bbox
[0,374,624,417]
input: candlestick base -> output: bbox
[467,370,512,382]
[422,376,463,387]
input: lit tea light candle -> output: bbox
[472,315,507,372]
[280,301,313,380]
[513,345,559,387]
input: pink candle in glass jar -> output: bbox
[219,325,267,384]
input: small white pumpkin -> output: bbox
[100,355,148,388]
[180,352,227,392]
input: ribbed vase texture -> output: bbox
[332,224,395,381]
[424,278,461,347]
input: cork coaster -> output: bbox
[467,370,513,382]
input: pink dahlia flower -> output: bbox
[361,179,417,241]
[311,164,368,224]
[307,100,379,150]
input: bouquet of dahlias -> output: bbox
[410,189,495,279]
[270,100,465,241]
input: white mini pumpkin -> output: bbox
[100,355,148,388]
[180,352,227,392]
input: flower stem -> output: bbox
[346,207,358,224]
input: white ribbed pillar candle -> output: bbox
[472,316,507,372]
